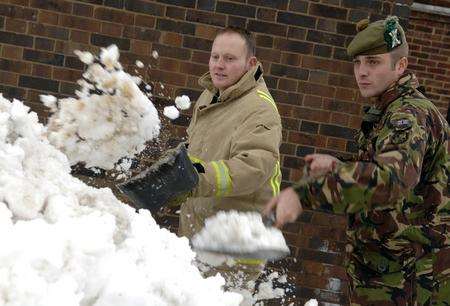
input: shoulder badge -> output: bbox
[389,118,412,131]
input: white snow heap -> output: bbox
[0,94,242,306]
[42,45,161,170]
[192,210,289,254]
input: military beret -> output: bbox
[347,16,407,58]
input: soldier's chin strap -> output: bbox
[361,106,383,136]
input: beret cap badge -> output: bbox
[384,17,402,51]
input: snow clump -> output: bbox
[42,45,161,170]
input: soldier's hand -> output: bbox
[263,187,303,228]
[305,153,338,178]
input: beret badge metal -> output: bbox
[384,17,402,51]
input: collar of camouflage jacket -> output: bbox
[198,62,264,106]
[374,72,419,112]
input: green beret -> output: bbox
[347,16,407,58]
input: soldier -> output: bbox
[264,16,449,305]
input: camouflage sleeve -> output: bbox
[293,109,428,214]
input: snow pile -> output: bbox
[0,94,242,306]
[42,45,161,170]
[192,210,289,254]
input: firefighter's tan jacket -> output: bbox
[179,63,282,238]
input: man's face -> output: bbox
[353,53,403,98]
[209,32,255,91]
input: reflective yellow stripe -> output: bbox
[211,160,232,197]
[189,155,204,164]
[235,258,265,265]
[257,90,274,102]
[270,161,281,196]
[257,90,277,111]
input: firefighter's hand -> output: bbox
[305,153,338,177]
[263,187,303,228]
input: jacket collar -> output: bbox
[374,72,419,111]
[361,72,419,135]
[198,62,263,107]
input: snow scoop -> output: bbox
[192,212,290,261]
[117,142,199,212]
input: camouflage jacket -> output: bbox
[294,73,449,280]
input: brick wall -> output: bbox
[408,6,450,114]
[1,1,448,305]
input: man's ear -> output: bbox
[248,56,257,67]
[397,56,408,74]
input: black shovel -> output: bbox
[117,142,199,212]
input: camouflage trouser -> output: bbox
[348,248,450,305]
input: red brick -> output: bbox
[257,7,276,21]
[335,87,356,101]
[2,46,24,60]
[135,14,155,28]
[30,0,72,14]
[303,94,323,108]
[195,24,217,40]
[130,40,151,56]
[256,47,281,62]
[60,15,101,32]
[70,30,90,44]
[161,32,183,47]
[191,50,210,64]
[309,70,328,84]
[0,70,18,86]
[5,17,27,33]
[53,67,82,82]
[147,69,187,87]
[179,61,207,77]
[288,131,327,147]
[348,115,362,129]
[101,22,123,37]
[32,64,52,78]
[186,10,226,27]
[156,58,180,73]
[330,112,349,126]
[278,78,297,91]
[298,82,336,98]
[73,3,93,17]
[95,7,134,24]
[37,10,59,25]
[277,103,293,117]
[326,137,347,152]
[294,106,331,122]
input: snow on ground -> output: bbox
[42,45,161,170]
[0,94,242,306]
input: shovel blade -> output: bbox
[194,247,290,261]
[117,143,198,212]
